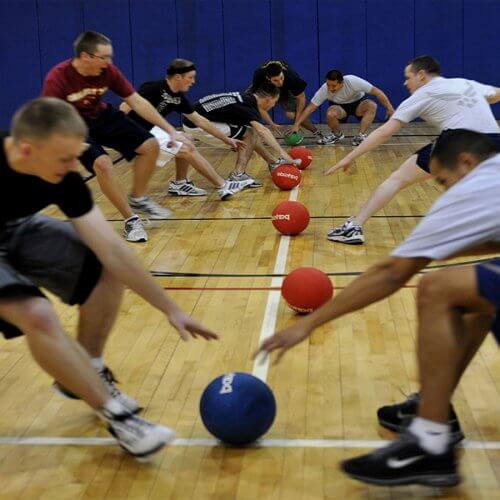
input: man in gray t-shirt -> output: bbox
[256,130,500,487]
[326,55,500,245]
[290,69,394,146]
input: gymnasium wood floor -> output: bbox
[0,123,498,499]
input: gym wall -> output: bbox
[0,0,498,128]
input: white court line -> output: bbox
[252,188,298,381]
[0,436,499,450]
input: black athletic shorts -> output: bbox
[0,215,102,339]
[329,97,369,122]
[80,105,153,173]
[415,131,500,173]
[476,258,500,345]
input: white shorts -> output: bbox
[182,122,247,147]
[150,126,183,167]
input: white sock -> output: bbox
[100,398,127,419]
[409,417,450,454]
[129,195,146,202]
[90,357,105,372]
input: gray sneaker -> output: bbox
[217,178,255,200]
[228,172,262,188]
[352,133,368,146]
[318,132,344,145]
[168,180,207,196]
[123,216,148,243]
[327,217,365,244]
[128,196,172,219]
[268,157,288,173]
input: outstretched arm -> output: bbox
[290,102,318,133]
[251,120,297,163]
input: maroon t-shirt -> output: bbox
[42,59,135,120]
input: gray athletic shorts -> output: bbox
[0,215,102,339]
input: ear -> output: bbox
[456,151,479,171]
[19,142,33,158]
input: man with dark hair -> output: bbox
[250,60,325,142]
[290,69,394,145]
[43,31,189,242]
[256,129,500,487]
[120,58,253,200]
[327,55,500,245]
[0,97,217,459]
[183,84,301,187]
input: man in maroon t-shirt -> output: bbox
[43,31,190,242]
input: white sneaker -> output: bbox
[217,178,255,200]
[318,132,344,145]
[168,180,207,196]
[268,157,287,173]
[314,131,327,144]
[352,133,368,146]
[123,216,148,242]
[327,217,365,244]
[128,196,172,219]
[100,405,175,459]
[228,171,262,188]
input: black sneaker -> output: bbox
[341,433,460,487]
[53,366,141,414]
[377,393,465,444]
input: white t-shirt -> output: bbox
[392,77,499,133]
[392,154,500,260]
[311,75,373,106]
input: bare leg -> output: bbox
[77,268,124,358]
[234,128,257,173]
[253,137,277,164]
[416,267,494,423]
[93,155,134,219]
[130,137,160,198]
[356,100,377,134]
[175,148,225,187]
[355,155,432,226]
[0,297,110,409]
[284,110,318,134]
[325,105,346,135]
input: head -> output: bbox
[166,58,196,92]
[253,82,280,111]
[429,129,497,189]
[10,98,88,183]
[325,70,344,92]
[73,31,113,76]
[262,61,286,87]
[404,55,440,93]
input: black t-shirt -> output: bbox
[251,61,307,97]
[0,134,93,224]
[127,79,194,130]
[183,92,261,128]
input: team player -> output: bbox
[256,130,500,487]
[326,55,500,244]
[289,69,394,145]
[43,31,186,242]
[249,60,326,142]
[182,84,301,188]
[121,58,253,200]
[0,97,217,458]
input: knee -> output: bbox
[326,107,339,120]
[417,272,448,308]
[137,137,160,156]
[19,298,60,336]
[93,156,114,177]
[284,111,295,120]
[365,101,377,115]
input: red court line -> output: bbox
[163,285,418,291]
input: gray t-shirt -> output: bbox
[392,154,500,260]
[392,77,499,133]
[311,75,373,106]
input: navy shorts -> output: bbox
[415,131,500,173]
[328,97,369,122]
[476,259,500,345]
[80,105,153,174]
[0,215,102,339]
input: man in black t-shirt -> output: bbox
[250,60,326,142]
[183,84,301,188]
[0,98,217,459]
[121,59,253,200]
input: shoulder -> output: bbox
[46,59,72,77]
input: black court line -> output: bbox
[150,257,496,279]
[106,214,426,222]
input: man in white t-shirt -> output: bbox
[326,55,500,245]
[256,130,500,487]
[290,69,394,146]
